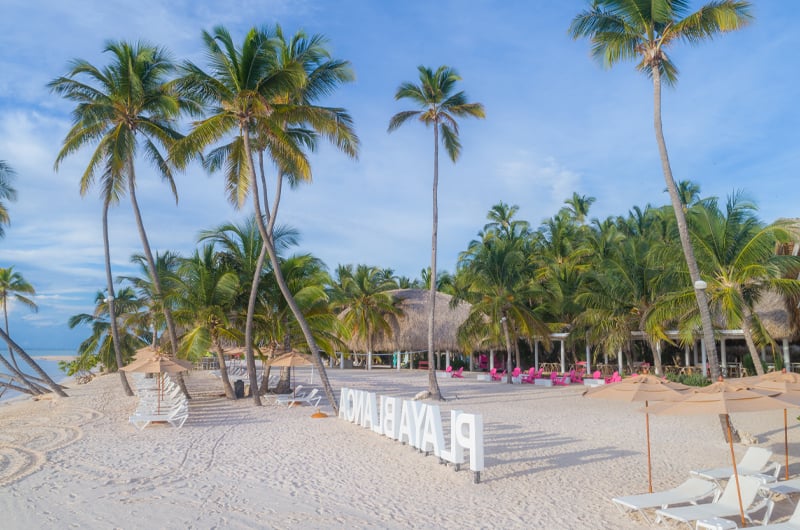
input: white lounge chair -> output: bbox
[129,401,189,430]
[748,498,800,529]
[691,447,780,485]
[656,474,770,527]
[612,477,719,524]
[277,388,321,407]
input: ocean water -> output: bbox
[0,348,75,402]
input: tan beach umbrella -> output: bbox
[134,345,162,361]
[584,374,689,492]
[122,355,193,413]
[649,381,790,528]
[269,351,313,394]
[734,371,800,480]
[122,355,193,374]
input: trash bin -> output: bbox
[234,379,244,399]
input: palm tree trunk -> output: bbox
[243,129,338,412]
[213,340,236,399]
[0,351,44,394]
[652,68,720,381]
[126,165,189,399]
[741,306,765,376]
[102,201,133,396]
[427,123,443,399]
[0,327,67,396]
[3,302,20,372]
[244,241,268,405]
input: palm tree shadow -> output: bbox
[477,421,638,483]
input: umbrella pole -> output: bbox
[786,408,790,481]
[646,401,652,493]
[727,416,746,528]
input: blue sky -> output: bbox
[1,0,797,350]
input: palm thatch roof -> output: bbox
[341,289,472,352]
[754,290,798,340]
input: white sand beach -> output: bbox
[1,369,798,529]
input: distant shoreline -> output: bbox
[34,355,76,361]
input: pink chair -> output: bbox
[551,372,569,385]
[521,367,538,383]
[479,354,489,371]
[592,370,602,379]
[452,367,464,378]
[605,371,622,384]
[569,369,583,384]
[490,368,505,381]
[512,367,521,377]
[445,365,453,375]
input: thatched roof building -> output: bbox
[342,289,472,352]
[754,290,798,340]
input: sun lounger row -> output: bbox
[129,375,189,430]
[275,385,322,407]
[613,447,782,527]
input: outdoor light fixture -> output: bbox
[694,280,708,290]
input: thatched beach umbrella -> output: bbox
[584,374,689,492]
[649,381,790,527]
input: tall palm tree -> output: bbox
[0,267,37,371]
[570,0,752,380]
[330,264,403,368]
[174,246,240,399]
[0,161,17,238]
[174,26,358,409]
[456,233,550,383]
[649,193,800,375]
[49,41,195,395]
[388,65,485,398]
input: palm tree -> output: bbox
[174,26,358,409]
[570,0,752,381]
[456,233,550,383]
[577,211,667,374]
[0,161,17,238]
[650,193,800,375]
[67,287,148,374]
[174,246,240,399]
[0,267,37,371]
[330,264,403,369]
[388,65,485,398]
[564,192,596,225]
[49,41,195,395]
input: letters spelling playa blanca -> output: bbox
[338,387,484,482]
